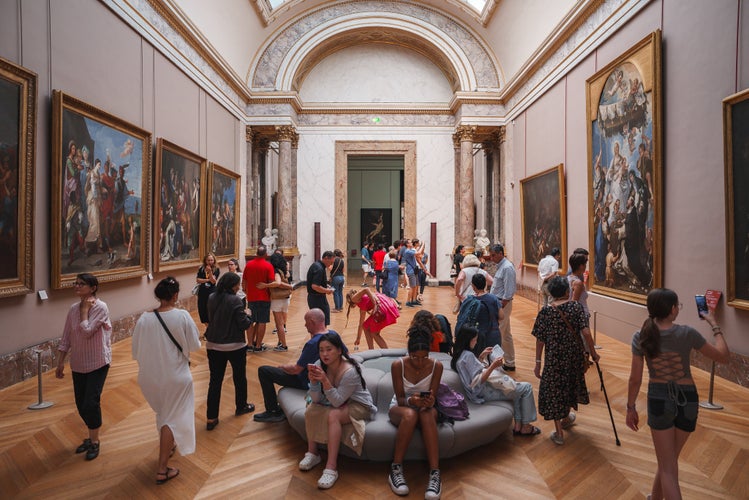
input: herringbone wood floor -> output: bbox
[1,281,747,499]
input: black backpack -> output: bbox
[434,314,453,354]
[454,295,484,336]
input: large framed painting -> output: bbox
[586,30,662,304]
[724,88,749,310]
[154,138,206,272]
[207,163,240,261]
[361,208,392,247]
[519,164,567,268]
[0,58,36,298]
[51,91,152,289]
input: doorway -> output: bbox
[347,156,404,272]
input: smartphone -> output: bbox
[419,391,431,398]
[695,294,708,318]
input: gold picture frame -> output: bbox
[586,30,662,304]
[207,162,240,262]
[154,138,207,273]
[723,88,749,310]
[51,91,152,289]
[519,164,567,269]
[0,57,36,298]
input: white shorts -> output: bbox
[271,298,290,313]
[362,263,372,273]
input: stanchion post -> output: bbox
[699,361,724,410]
[593,310,601,349]
[28,350,54,410]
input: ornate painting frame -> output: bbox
[0,57,36,298]
[723,88,749,310]
[207,163,240,262]
[51,91,152,289]
[586,30,662,304]
[154,138,206,273]
[519,164,567,268]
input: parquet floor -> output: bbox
[1,280,747,499]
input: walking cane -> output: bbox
[595,361,621,446]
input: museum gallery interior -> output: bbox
[0,0,748,498]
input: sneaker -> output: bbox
[298,452,321,471]
[388,463,409,496]
[253,344,268,352]
[317,468,338,489]
[561,412,576,429]
[425,469,442,500]
[75,438,92,454]
[85,442,100,461]
[235,403,255,416]
[273,344,288,352]
[550,431,564,445]
[405,301,415,307]
[253,408,286,423]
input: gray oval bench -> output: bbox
[277,348,514,461]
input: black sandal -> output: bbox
[512,425,541,436]
[156,467,180,485]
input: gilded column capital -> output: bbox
[452,133,461,150]
[497,126,506,144]
[291,132,299,149]
[275,125,297,142]
[455,125,477,142]
[254,136,269,151]
[246,125,255,143]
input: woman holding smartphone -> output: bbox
[388,326,443,499]
[626,288,730,500]
[300,334,376,490]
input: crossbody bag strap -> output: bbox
[153,310,189,363]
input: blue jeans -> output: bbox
[331,275,345,310]
[481,381,537,425]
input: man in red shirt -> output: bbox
[372,243,387,293]
[242,245,275,351]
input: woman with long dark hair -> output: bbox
[204,272,254,431]
[388,327,443,499]
[195,253,219,325]
[626,288,729,500]
[132,277,201,484]
[300,333,376,489]
[268,252,292,351]
[56,273,111,461]
[451,325,540,437]
[330,249,346,312]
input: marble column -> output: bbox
[290,132,299,249]
[456,125,477,247]
[497,126,508,246]
[486,129,502,244]
[452,133,461,246]
[252,135,268,248]
[275,125,295,249]
[245,126,255,251]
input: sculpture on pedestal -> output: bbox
[475,228,491,255]
[262,227,278,252]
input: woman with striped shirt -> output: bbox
[56,273,112,461]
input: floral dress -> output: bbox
[531,301,590,420]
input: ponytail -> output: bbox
[638,317,661,358]
[638,288,679,358]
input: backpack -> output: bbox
[435,382,469,422]
[454,295,484,335]
[434,314,453,354]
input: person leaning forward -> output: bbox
[254,308,345,423]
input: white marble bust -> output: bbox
[262,227,278,252]
[475,229,490,253]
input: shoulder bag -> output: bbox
[553,304,590,372]
[269,272,293,300]
[153,310,190,366]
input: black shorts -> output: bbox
[249,300,270,323]
[647,382,698,432]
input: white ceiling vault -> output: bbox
[110,0,649,120]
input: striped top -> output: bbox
[59,299,112,373]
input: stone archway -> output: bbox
[334,141,417,253]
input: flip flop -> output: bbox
[156,467,180,485]
[512,425,541,437]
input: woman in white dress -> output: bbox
[132,277,201,484]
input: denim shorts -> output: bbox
[647,382,698,432]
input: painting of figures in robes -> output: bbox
[208,163,239,261]
[520,164,566,268]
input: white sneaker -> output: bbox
[317,468,338,489]
[425,469,442,499]
[561,412,576,429]
[298,452,321,471]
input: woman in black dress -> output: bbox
[195,253,219,325]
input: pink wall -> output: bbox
[0,0,242,357]
[511,0,749,355]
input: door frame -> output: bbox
[335,141,416,254]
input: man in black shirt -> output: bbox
[306,250,335,325]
